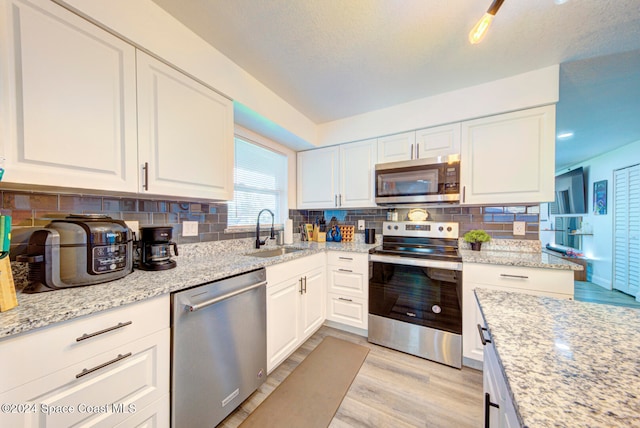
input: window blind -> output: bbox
[227,137,287,227]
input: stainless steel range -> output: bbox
[368,221,462,368]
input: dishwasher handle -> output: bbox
[186,280,267,312]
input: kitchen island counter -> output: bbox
[0,239,376,339]
[476,288,640,427]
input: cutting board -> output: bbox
[0,256,18,312]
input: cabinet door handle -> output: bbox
[303,276,307,294]
[335,194,338,207]
[338,268,353,273]
[76,321,133,342]
[338,297,353,302]
[410,144,414,160]
[339,194,342,207]
[416,144,420,159]
[142,162,149,191]
[299,277,304,295]
[500,274,529,279]
[484,392,500,428]
[462,186,466,203]
[338,257,353,261]
[477,324,491,346]
[76,352,132,379]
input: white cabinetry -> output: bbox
[136,51,234,200]
[0,0,138,193]
[377,132,416,163]
[266,253,326,372]
[462,263,573,365]
[460,105,556,205]
[297,139,376,209]
[482,332,520,428]
[377,124,461,163]
[0,296,170,428]
[326,251,369,331]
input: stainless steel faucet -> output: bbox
[255,209,275,249]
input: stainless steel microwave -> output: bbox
[375,154,460,204]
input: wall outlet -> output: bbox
[513,221,526,236]
[357,220,365,231]
[182,221,199,237]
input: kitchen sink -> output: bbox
[245,247,304,258]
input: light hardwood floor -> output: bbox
[220,326,483,427]
[574,281,640,308]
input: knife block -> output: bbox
[0,256,18,312]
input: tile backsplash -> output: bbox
[1,189,540,244]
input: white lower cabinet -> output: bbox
[0,296,170,428]
[266,253,326,372]
[483,332,520,428]
[463,263,573,365]
[326,251,369,330]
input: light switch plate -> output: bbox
[182,221,199,237]
[513,221,526,236]
[358,220,365,230]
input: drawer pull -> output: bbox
[477,324,492,346]
[499,274,529,279]
[75,352,132,379]
[484,393,500,428]
[338,297,353,302]
[76,321,133,342]
[338,268,353,273]
[338,257,353,261]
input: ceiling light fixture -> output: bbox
[468,0,505,44]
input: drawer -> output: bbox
[327,268,367,298]
[0,295,169,394]
[464,263,574,296]
[326,251,368,272]
[326,293,367,330]
[0,328,169,428]
[266,253,325,285]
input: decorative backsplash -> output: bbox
[1,189,540,244]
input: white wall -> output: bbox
[558,139,640,289]
[317,65,559,147]
[57,0,318,149]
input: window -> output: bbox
[227,137,288,228]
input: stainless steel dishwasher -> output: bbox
[171,268,267,427]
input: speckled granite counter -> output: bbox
[475,288,640,427]
[459,238,583,271]
[0,238,377,340]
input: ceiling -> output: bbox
[152,0,640,169]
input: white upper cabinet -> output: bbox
[377,131,416,163]
[0,0,138,192]
[415,123,461,159]
[297,146,340,209]
[136,51,234,200]
[340,139,377,207]
[297,139,376,209]
[460,105,556,205]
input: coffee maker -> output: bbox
[136,226,178,271]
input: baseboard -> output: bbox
[590,275,612,290]
[463,357,483,371]
[323,320,367,338]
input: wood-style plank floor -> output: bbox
[574,281,640,308]
[219,326,483,427]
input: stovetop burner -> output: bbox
[369,221,461,262]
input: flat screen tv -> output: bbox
[554,167,587,214]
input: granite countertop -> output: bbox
[458,238,584,271]
[0,239,376,340]
[475,288,640,427]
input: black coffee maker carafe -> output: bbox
[136,226,178,271]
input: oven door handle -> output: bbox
[369,253,462,271]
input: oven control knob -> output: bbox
[387,225,392,230]
[394,225,399,230]
[447,226,452,232]
[438,226,444,232]
[432,305,442,314]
